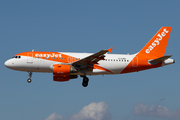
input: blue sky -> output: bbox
[0,1,180,120]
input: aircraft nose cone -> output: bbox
[4,60,11,68]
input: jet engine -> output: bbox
[53,64,78,82]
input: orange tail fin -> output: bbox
[138,27,172,57]
[121,27,172,74]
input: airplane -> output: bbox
[4,27,175,87]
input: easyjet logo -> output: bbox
[145,28,169,54]
[35,53,62,58]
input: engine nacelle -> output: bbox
[53,75,78,82]
[53,64,78,82]
[53,75,70,82]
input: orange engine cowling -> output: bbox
[53,75,70,82]
[53,64,78,82]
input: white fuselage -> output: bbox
[4,52,136,75]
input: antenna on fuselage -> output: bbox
[32,49,34,52]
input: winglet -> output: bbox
[108,47,113,53]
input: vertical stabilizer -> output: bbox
[138,27,172,57]
[121,27,172,74]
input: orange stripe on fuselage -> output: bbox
[93,64,113,73]
[121,54,162,74]
[16,51,79,63]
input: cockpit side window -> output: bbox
[13,56,21,59]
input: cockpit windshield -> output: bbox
[12,56,21,59]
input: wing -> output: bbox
[72,47,113,67]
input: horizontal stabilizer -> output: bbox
[149,55,172,65]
